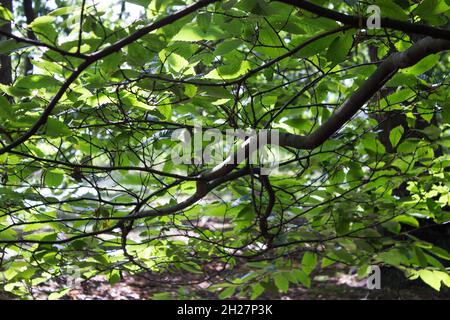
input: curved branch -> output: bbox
[277,0,450,41]
[0,167,256,244]
[279,37,450,149]
[200,36,450,180]
[259,175,275,247]
[9,150,198,180]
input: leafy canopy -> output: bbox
[0,0,449,298]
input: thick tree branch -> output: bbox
[279,37,450,149]
[199,37,450,181]
[276,0,450,41]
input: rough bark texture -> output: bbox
[23,0,36,74]
[0,0,12,84]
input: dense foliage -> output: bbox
[0,0,449,299]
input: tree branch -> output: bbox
[279,37,450,149]
[198,37,450,181]
[0,29,90,59]
[276,0,450,41]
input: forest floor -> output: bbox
[3,265,447,300]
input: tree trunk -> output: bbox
[23,0,36,74]
[0,0,12,84]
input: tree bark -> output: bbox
[277,0,450,41]
[23,0,36,74]
[0,0,12,84]
[199,37,450,182]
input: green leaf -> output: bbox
[414,247,428,267]
[427,246,450,260]
[126,0,151,6]
[219,286,235,299]
[179,262,202,274]
[403,54,439,76]
[48,288,70,300]
[205,60,250,80]
[442,103,450,124]
[30,15,56,28]
[415,0,450,21]
[222,0,239,10]
[292,269,311,288]
[163,52,189,73]
[326,33,353,65]
[386,73,418,87]
[384,89,414,106]
[15,75,61,89]
[127,42,152,67]
[389,125,404,148]
[45,171,64,188]
[294,35,335,58]
[321,257,335,268]
[108,270,121,285]
[29,16,58,44]
[302,252,317,275]
[250,283,265,300]
[197,12,211,32]
[434,270,450,288]
[376,0,409,20]
[378,250,408,266]
[0,95,12,119]
[184,84,197,98]
[172,24,226,42]
[0,228,17,240]
[419,270,441,291]
[202,204,227,217]
[362,136,386,154]
[256,23,286,57]
[49,6,78,16]
[151,292,173,300]
[214,39,242,56]
[0,5,13,22]
[45,118,72,137]
[393,215,418,228]
[274,274,289,293]
[158,104,172,120]
[0,39,32,55]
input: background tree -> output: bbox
[0,0,12,84]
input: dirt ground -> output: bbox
[3,266,446,300]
